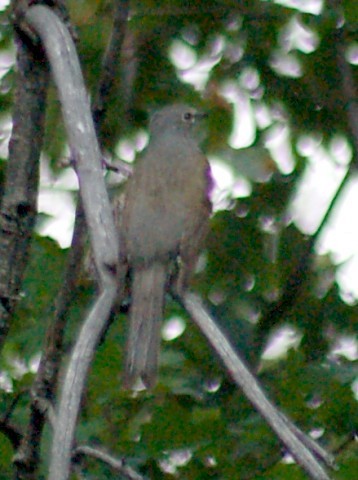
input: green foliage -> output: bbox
[0,0,357,479]
[6,235,66,357]
[0,435,12,480]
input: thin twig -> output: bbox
[3,393,22,423]
[255,6,358,353]
[333,430,357,456]
[255,160,353,353]
[75,445,144,480]
[102,157,133,177]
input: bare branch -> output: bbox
[75,445,144,480]
[13,0,130,477]
[25,6,118,274]
[49,287,119,480]
[17,5,122,480]
[181,292,333,480]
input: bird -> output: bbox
[120,104,212,389]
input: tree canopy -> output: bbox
[0,0,357,479]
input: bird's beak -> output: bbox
[195,111,208,120]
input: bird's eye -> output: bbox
[183,112,194,122]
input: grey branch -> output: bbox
[22,5,121,480]
[48,288,118,480]
[75,445,144,480]
[25,5,118,275]
[181,292,333,480]
[18,0,130,475]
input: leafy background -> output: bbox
[0,0,357,478]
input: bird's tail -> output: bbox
[123,262,167,389]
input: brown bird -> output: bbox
[121,104,212,389]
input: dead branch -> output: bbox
[74,445,144,480]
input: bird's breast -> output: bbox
[123,140,210,265]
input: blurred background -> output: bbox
[0,0,357,478]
